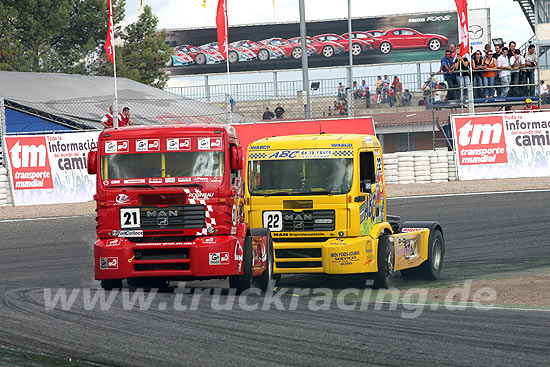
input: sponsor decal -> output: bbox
[178,177,192,183]
[167,138,192,151]
[234,240,243,272]
[128,255,135,263]
[123,179,146,184]
[115,193,130,204]
[249,145,270,150]
[330,251,360,266]
[135,241,193,246]
[106,238,122,247]
[194,177,209,182]
[198,137,222,151]
[455,116,508,165]
[105,140,129,153]
[314,219,333,224]
[271,232,324,237]
[203,237,216,243]
[209,252,230,265]
[187,189,215,201]
[111,180,120,184]
[117,230,143,237]
[232,204,237,226]
[99,257,118,270]
[165,177,176,183]
[331,143,352,147]
[401,227,427,233]
[149,178,163,184]
[5,136,54,190]
[103,180,109,186]
[136,139,160,152]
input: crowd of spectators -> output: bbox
[262,103,285,120]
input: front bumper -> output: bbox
[94,236,243,280]
[273,237,379,275]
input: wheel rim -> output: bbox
[293,48,302,58]
[430,40,440,51]
[432,238,442,271]
[323,47,334,57]
[229,52,238,63]
[352,44,361,55]
[196,54,205,64]
[259,50,269,60]
[386,246,394,277]
[381,43,391,53]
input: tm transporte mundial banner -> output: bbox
[2,132,100,206]
[451,112,550,180]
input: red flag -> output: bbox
[455,0,470,57]
[104,0,114,63]
[216,0,228,58]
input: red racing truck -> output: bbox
[87,124,273,292]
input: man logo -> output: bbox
[157,217,169,226]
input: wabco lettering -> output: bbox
[250,145,270,150]
[331,143,352,147]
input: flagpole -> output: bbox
[466,1,474,113]
[224,0,231,123]
[109,0,119,128]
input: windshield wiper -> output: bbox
[303,190,335,195]
[261,191,295,196]
[178,183,203,188]
[113,184,156,190]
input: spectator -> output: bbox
[524,44,538,96]
[359,80,367,97]
[394,77,403,107]
[449,43,457,59]
[493,44,503,95]
[262,107,274,120]
[456,54,470,101]
[328,101,337,116]
[508,41,517,61]
[482,50,497,98]
[274,103,285,119]
[402,89,411,106]
[483,43,492,56]
[422,81,432,109]
[117,107,133,127]
[388,88,395,107]
[337,82,345,100]
[494,44,502,59]
[540,80,549,104]
[382,75,390,102]
[441,49,458,100]
[365,87,371,108]
[375,76,383,96]
[497,47,512,98]
[522,98,540,112]
[471,50,485,98]
[100,106,114,128]
[338,101,347,115]
[434,86,442,102]
[510,49,524,97]
[229,97,235,112]
[353,81,361,99]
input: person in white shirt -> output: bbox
[510,49,524,97]
[540,80,549,104]
[434,86,442,102]
[497,47,512,98]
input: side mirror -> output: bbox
[87,149,97,175]
[231,146,243,171]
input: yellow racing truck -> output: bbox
[245,134,444,288]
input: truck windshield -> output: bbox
[248,158,353,195]
[102,151,224,179]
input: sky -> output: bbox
[122,0,534,88]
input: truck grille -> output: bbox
[139,205,205,229]
[280,210,335,231]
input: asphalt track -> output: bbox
[1,191,550,366]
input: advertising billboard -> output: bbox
[165,9,488,76]
[451,111,550,180]
[3,132,100,206]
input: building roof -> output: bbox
[0,71,252,131]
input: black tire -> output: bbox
[229,236,253,294]
[100,279,122,290]
[291,47,302,59]
[195,53,206,65]
[379,41,392,54]
[258,49,270,61]
[373,234,394,289]
[273,273,281,286]
[322,45,335,58]
[255,233,274,292]
[228,50,239,63]
[419,229,444,280]
[428,38,442,51]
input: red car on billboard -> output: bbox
[288,36,345,58]
[342,31,377,44]
[231,40,285,61]
[313,33,371,56]
[371,28,448,54]
[259,38,317,59]
[172,44,224,65]
[200,42,257,63]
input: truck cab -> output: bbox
[245,134,444,288]
[88,124,272,292]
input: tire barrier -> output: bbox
[384,150,456,185]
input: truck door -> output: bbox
[358,151,382,235]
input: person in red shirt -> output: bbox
[522,98,540,112]
[117,107,133,127]
[100,106,114,128]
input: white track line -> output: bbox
[0,214,94,223]
[376,300,550,313]
[389,189,550,200]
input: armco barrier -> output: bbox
[384,150,457,184]
[0,150,14,206]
